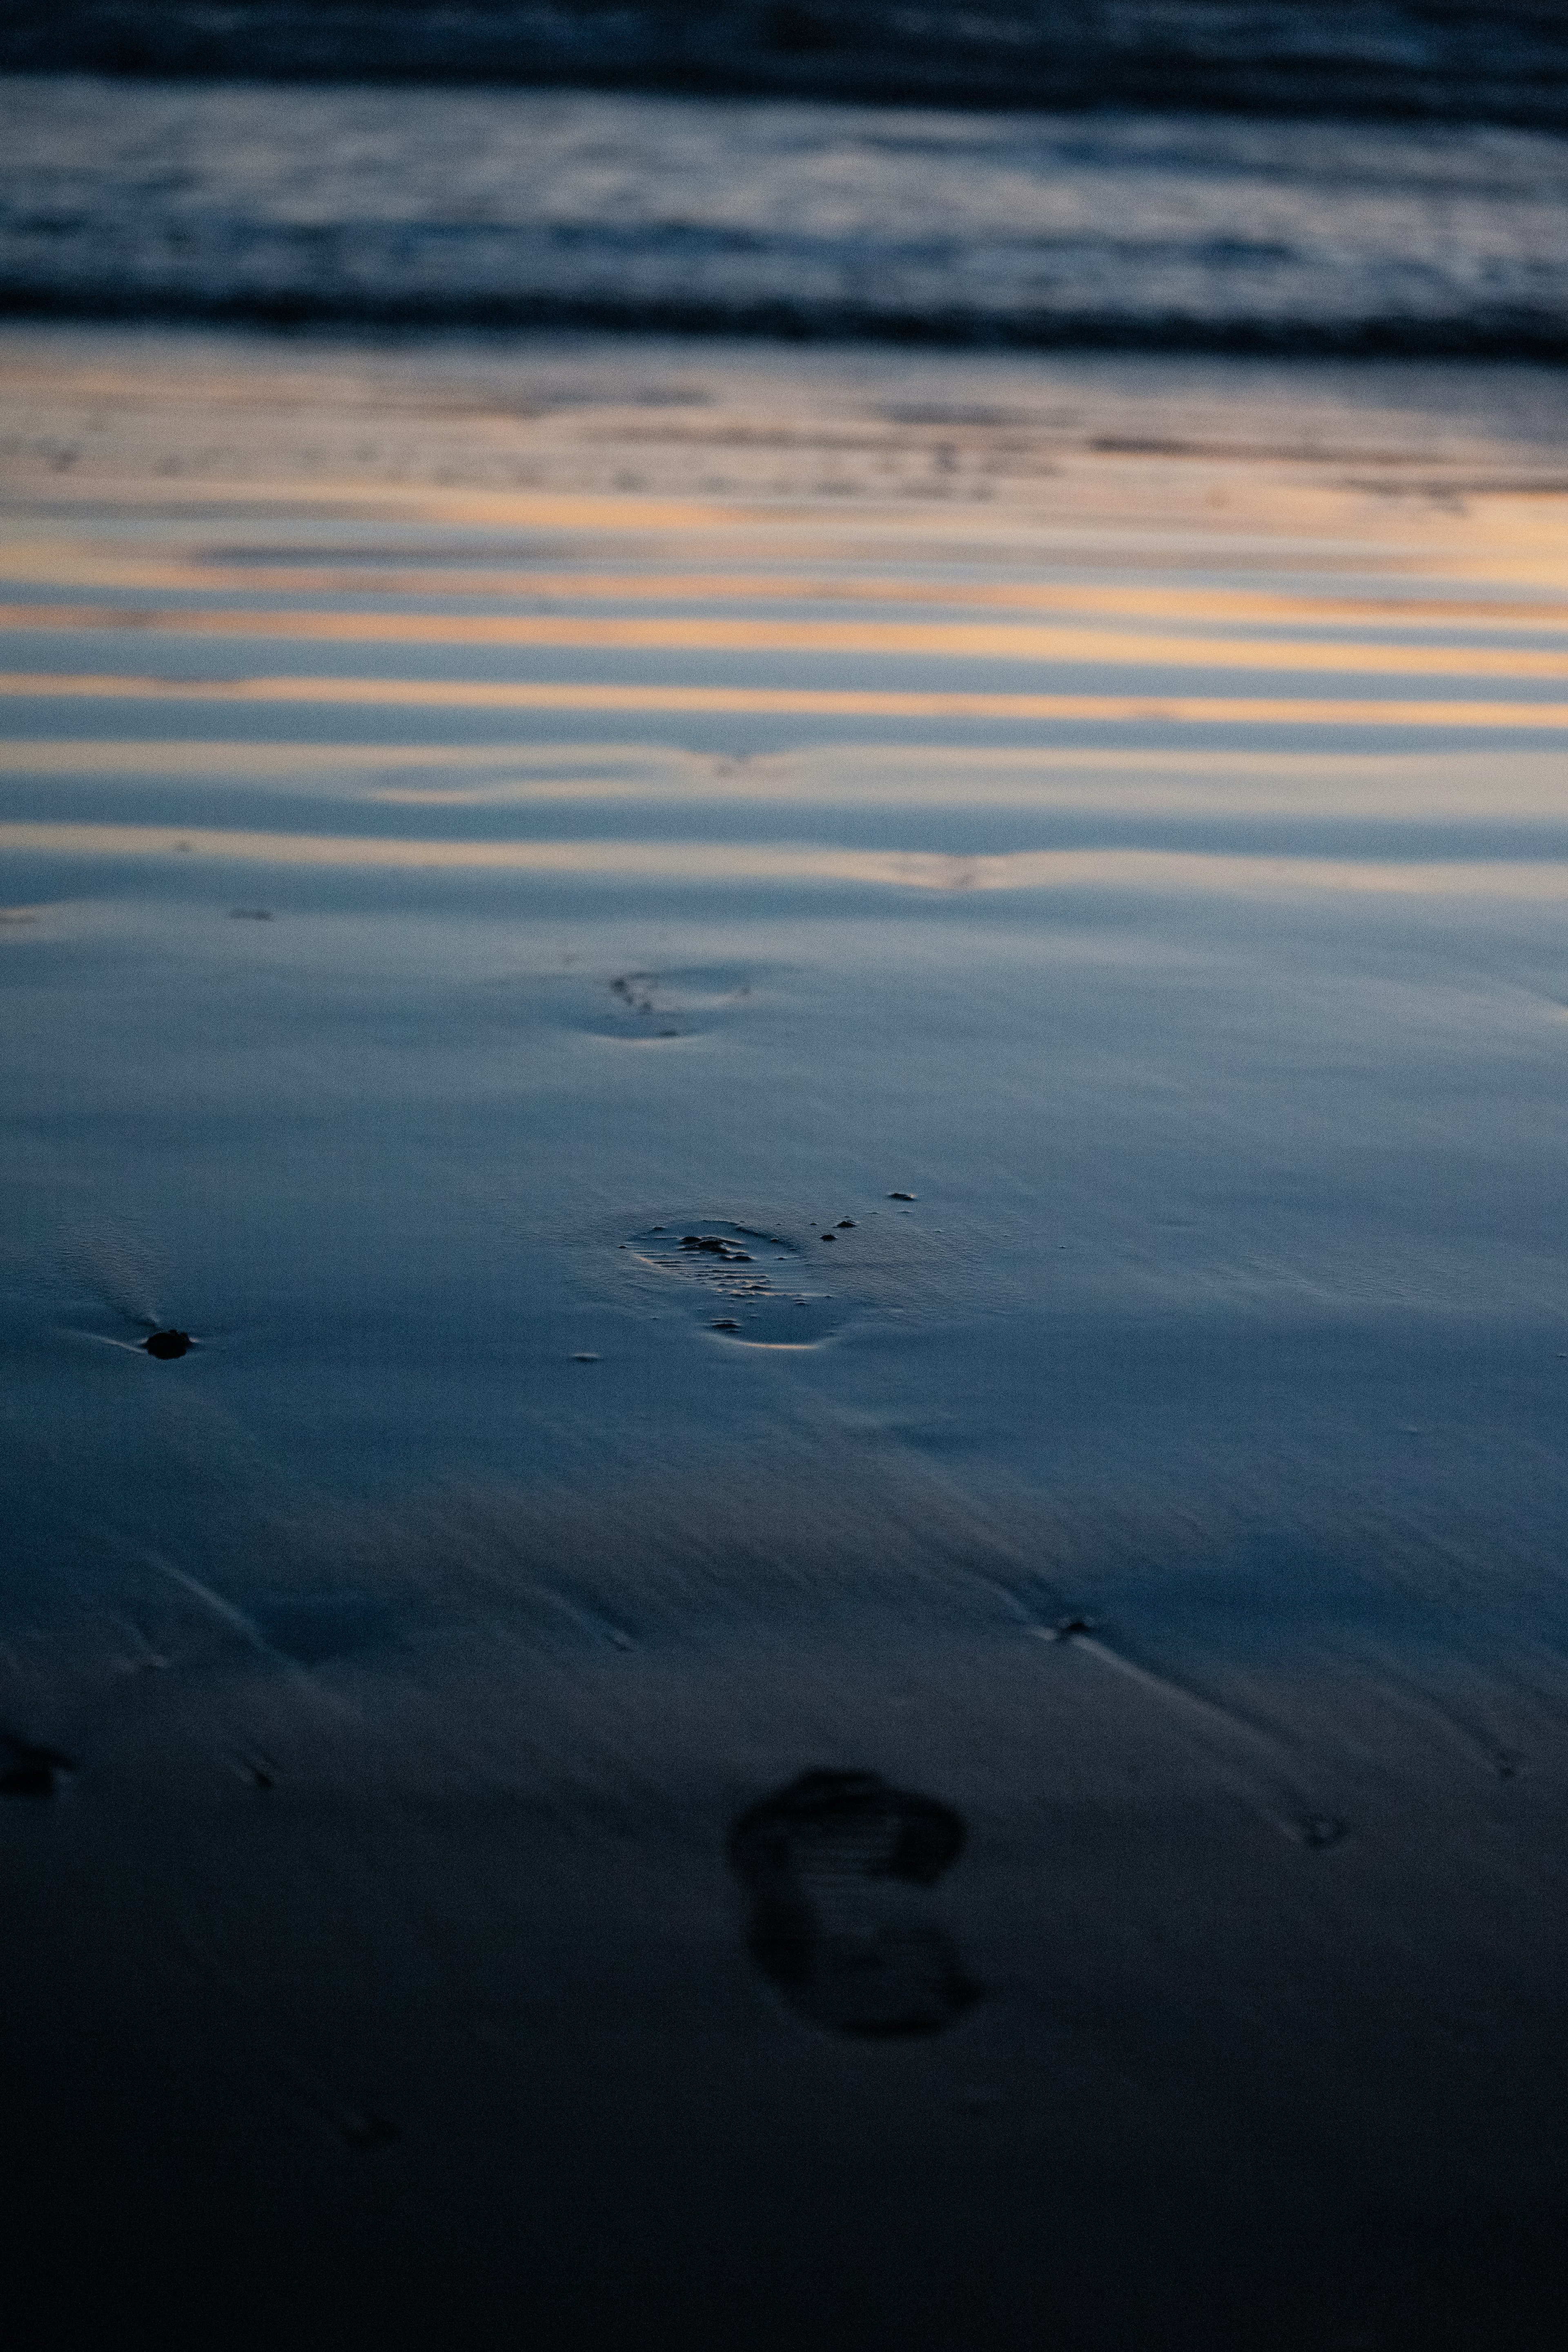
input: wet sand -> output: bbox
[3,325,1568,2348]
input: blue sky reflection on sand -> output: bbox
[5,325,1568,1547]
[5,327,1568,1480]
[7,326,1568,2345]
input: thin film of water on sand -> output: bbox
[4,328,1568,2345]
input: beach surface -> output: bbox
[4,324,1568,2347]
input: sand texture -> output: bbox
[3,327,1568,2347]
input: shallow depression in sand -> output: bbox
[580,965,757,1045]
[627,1221,840,1346]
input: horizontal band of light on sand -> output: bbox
[3,673,1567,730]
[7,555,1568,633]
[9,822,1568,899]
[5,606,1567,680]
[13,737,1568,821]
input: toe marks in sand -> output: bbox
[629,1221,840,1345]
[626,1200,918,1346]
[729,1769,978,2037]
[594,965,754,1043]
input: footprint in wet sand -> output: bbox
[628,1221,840,1345]
[589,965,755,1043]
[728,1770,978,2036]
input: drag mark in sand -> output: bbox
[141,1554,361,1713]
[1038,1623,1349,1847]
[728,1771,978,2037]
[178,1918,401,2156]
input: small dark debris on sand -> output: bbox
[573,1352,600,1363]
[820,1232,835,1241]
[889,1190,917,1201]
[0,1740,75,1798]
[610,973,657,1014]
[144,1329,192,1360]
[711,1318,740,1331]
[680,1235,752,1262]
[1052,1615,1096,1641]
[837,1219,855,1227]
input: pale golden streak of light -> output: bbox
[4,673,1567,729]
[358,769,1568,818]
[0,494,1516,590]
[6,471,1509,577]
[5,550,1567,631]
[8,820,1568,901]
[5,604,1568,680]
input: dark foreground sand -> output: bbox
[3,328,1568,2348]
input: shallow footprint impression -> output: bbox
[583,966,756,1044]
[627,1222,840,1345]
[728,1770,978,2036]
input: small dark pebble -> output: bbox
[0,1744,74,1798]
[573,1352,600,1363]
[837,1219,855,1227]
[821,1233,835,1241]
[889,1191,917,1201]
[144,1329,192,1360]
